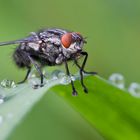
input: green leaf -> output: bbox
[1,75,140,140]
[51,76,140,140]
[0,75,103,140]
[0,79,62,140]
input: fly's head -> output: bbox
[60,32,86,58]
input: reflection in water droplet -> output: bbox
[109,73,125,89]
[0,79,16,88]
[128,83,140,98]
[0,115,3,126]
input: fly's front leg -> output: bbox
[64,58,78,96]
[28,55,44,87]
[74,51,97,93]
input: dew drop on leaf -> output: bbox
[109,73,125,89]
[128,83,140,98]
[51,70,65,80]
[51,70,76,85]
[28,77,41,89]
[27,69,47,89]
[60,76,71,85]
[51,70,69,84]
[0,79,16,88]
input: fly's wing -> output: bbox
[0,34,38,47]
[0,39,28,46]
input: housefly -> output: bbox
[0,28,96,96]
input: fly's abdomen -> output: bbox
[13,47,31,68]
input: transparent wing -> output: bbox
[0,39,26,46]
[0,35,37,46]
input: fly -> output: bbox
[0,28,97,96]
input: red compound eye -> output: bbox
[61,33,72,48]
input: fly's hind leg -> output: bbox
[15,50,44,87]
[17,67,31,84]
[14,49,32,84]
[28,55,44,87]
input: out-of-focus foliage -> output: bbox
[0,0,140,84]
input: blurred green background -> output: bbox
[0,0,140,139]
[0,0,140,85]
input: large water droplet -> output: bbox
[51,70,65,80]
[0,115,3,126]
[0,79,16,88]
[51,70,70,85]
[60,76,71,85]
[128,83,140,98]
[28,78,40,89]
[28,69,47,89]
[109,73,125,89]
[51,70,76,85]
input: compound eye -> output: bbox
[61,33,72,48]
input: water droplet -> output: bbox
[51,70,65,80]
[28,77,44,89]
[28,69,47,89]
[0,115,3,126]
[60,76,71,85]
[0,79,16,88]
[43,70,51,80]
[52,70,71,85]
[109,73,125,89]
[128,83,140,98]
[71,75,76,81]
[51,70,76,85]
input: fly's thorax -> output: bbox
[39,30,61,46]
[28,42,41,51]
